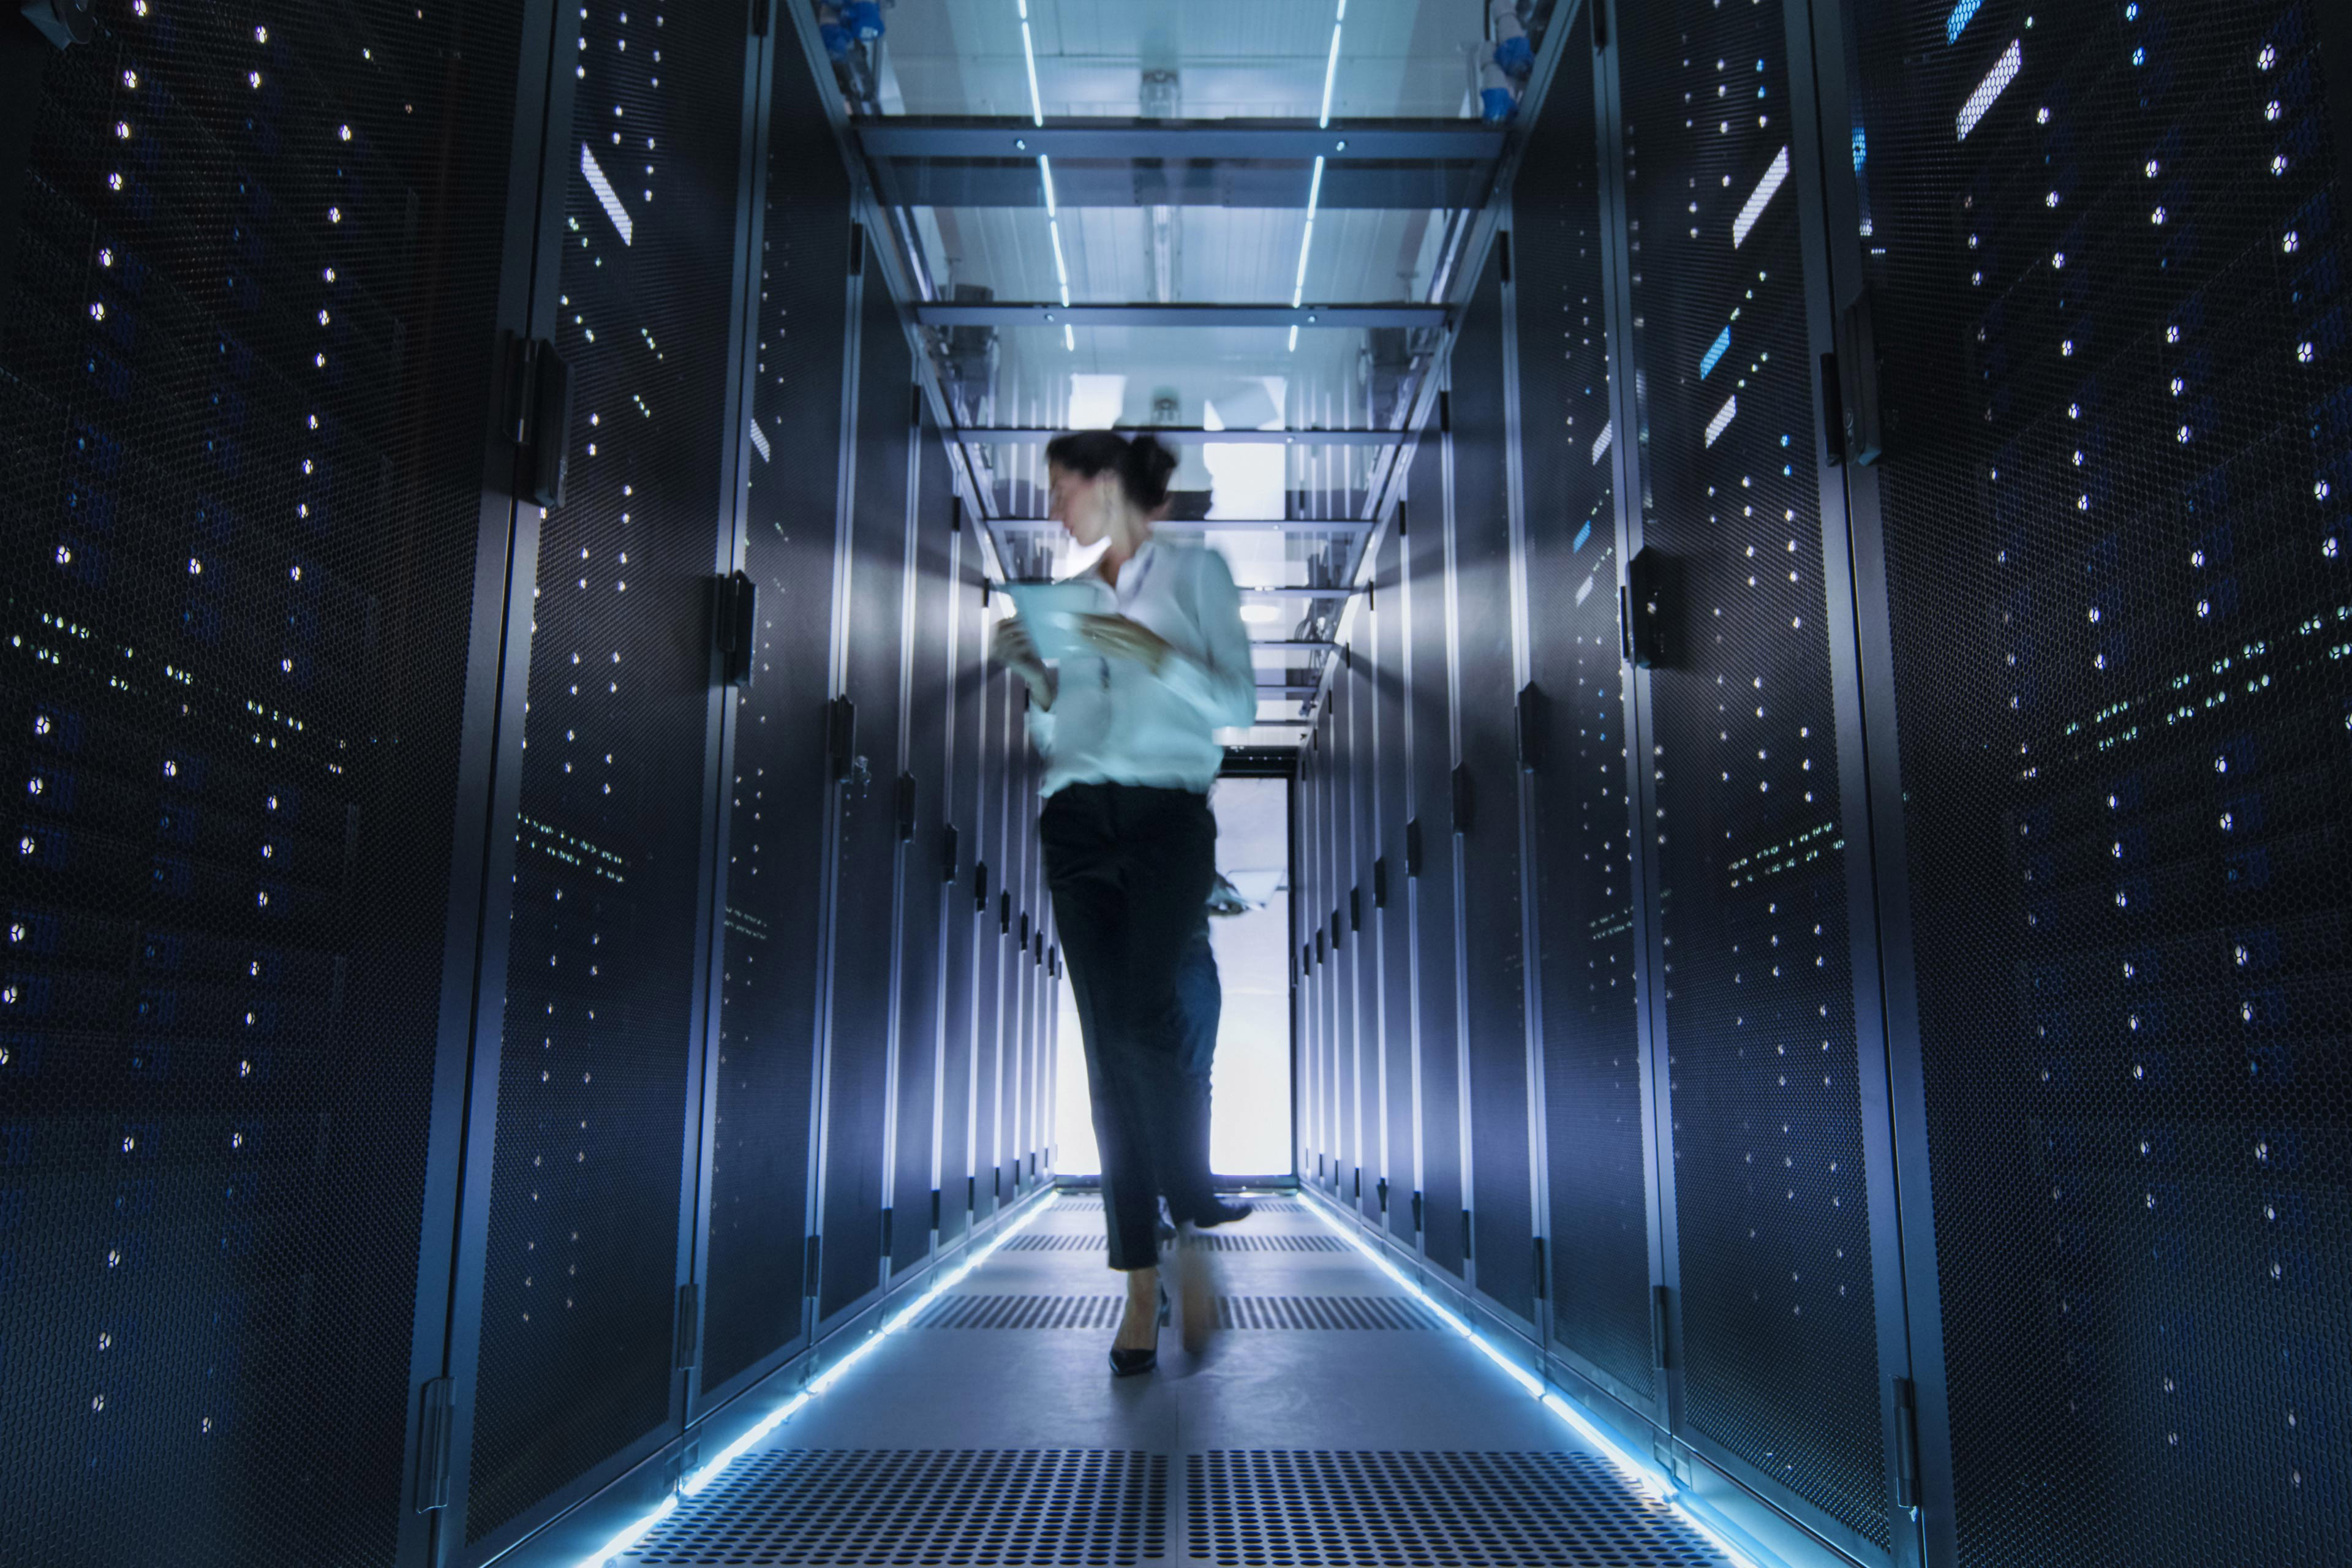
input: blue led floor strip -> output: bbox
[1295,1188,1781,1568]
[575,1197,1055,1566]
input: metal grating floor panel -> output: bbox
[1007,1234,1351,1253]
[1186,1451,1728,1567]
[915,1295,1123,1330]
[624,1450,1168,1566]
[1215,1297,1441,1331]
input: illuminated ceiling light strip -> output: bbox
[1065,322,1076,351]
[1705,394,1738,447]
[1287,324,1299,352]
[1699,326,1732,378]
[1037,154,1058,218]
[580,142,632,244]
[1317,13,1345,127]
[1019,9,1044,127]
[1048,217,1072,306]
[1730,146,1788,249]
[1956,39,2020,141]
[1591,419,1613,463]
[658,1198,1055,1522]
[1297,1190,1776,1568]
[1288,156,1326,311]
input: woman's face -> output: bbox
[1047,462,1116,548]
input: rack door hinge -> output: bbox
[1497,228,1513,285]
[509,334,575,508]
[1411,1190,1425,1233]
[1893,1377,1922,1510]
[1590,0,1607,50]
[1352,1167,1362,1199]
[1451,764,1473,835]
[1405,819,1424,878]
[1438,390,1452,434]
[1462,1208,1475,1259]
[1350,887,1362,932]
[749,0,771,35]
[974,859,989,912]
[1532,1237,1547,1297]
[930,1188,943,1231]
[1837,293,1886,466]
[1376,1176,1389,1213]
[413,1377,454,1513]
[1652,1284,1672,1370]
[804,1236,822,1296]
[674,1282,699,1370]
[896,772,918,841]
[999,891,1012,934]
[715,570,757,687]
[1330,908,1342,953]
[942,824,960,883]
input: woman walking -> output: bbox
[991,430,1258,1374]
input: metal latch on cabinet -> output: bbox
[509,334,576,508]
[714,570,757,688]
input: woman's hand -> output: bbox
[990,616,1058,708]
[1074,614,1172,674]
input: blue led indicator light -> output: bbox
[1946,0,1982,44]
[1700,327,1732,379]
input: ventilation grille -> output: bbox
[914,1295,1122,1330]
[1186,1451,1728,1567]
[626,1450,1168,1566]
[1217,1297,1441,1330]
[1006,1233,1349,1253]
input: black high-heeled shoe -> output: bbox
[1184,1199,1254,1229]
[1108,1286,1169,1378]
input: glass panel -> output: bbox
[907,205,1458,304]
[861,0,1485,121]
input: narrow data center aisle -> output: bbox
[617,1195,1730,1568]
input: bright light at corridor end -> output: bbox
[575,1199,1054,1565]
[1298,1191,1775,1568]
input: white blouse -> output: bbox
[1022,538,1257,797]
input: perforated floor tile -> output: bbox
[1186,1451,1730,1567]
[1006,1234,1348,1253]
[1215,1297,1441,1331]
[623,1449,1168,1566]
[916,1295,1123,1330]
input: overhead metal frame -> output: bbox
[855,118,1507,163]
[914,303,1447,330]
[952,426,1404,447]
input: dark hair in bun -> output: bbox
[1044,429,1178,512]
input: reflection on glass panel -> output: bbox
[858,0,1486,121]
[908,205,1455,306]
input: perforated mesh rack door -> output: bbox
[1450,242,1537,1320]
[622,1449,1168,1566]
[1347,616,1385,1224]
[1514,9,1657,1409]
[462,4,748,1547]
[1847,2,2352,1563]
[699,44,848,1398]
[1616,0,1890,1546]
[1373,526,1419,1246]
[1185,1451,1730,1568]
[816,262,912,1327]
[1405,491,1465,1276]
[936,553,985,1248]
[0,6,529,1562]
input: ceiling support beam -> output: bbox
[914,303,1446,330]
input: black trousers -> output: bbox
[1041,783,1221,1269]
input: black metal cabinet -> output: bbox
[814,251,912,1329]
[887,408,955,1276]
[1450,239,1539,1322]
[455,0,754,1552]
[0,4,553,1562]
[1371,525,1419,1246]
[935,532,986,1246]
[1404,491,1467,1277]
[695,42,850,1407]
[1514,18,1661,1420]
[1826,4,2352,1566]
[1610,0,1898,1555]
[1349,631,1385,1223]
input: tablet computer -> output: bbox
[1002,578,1111,663]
